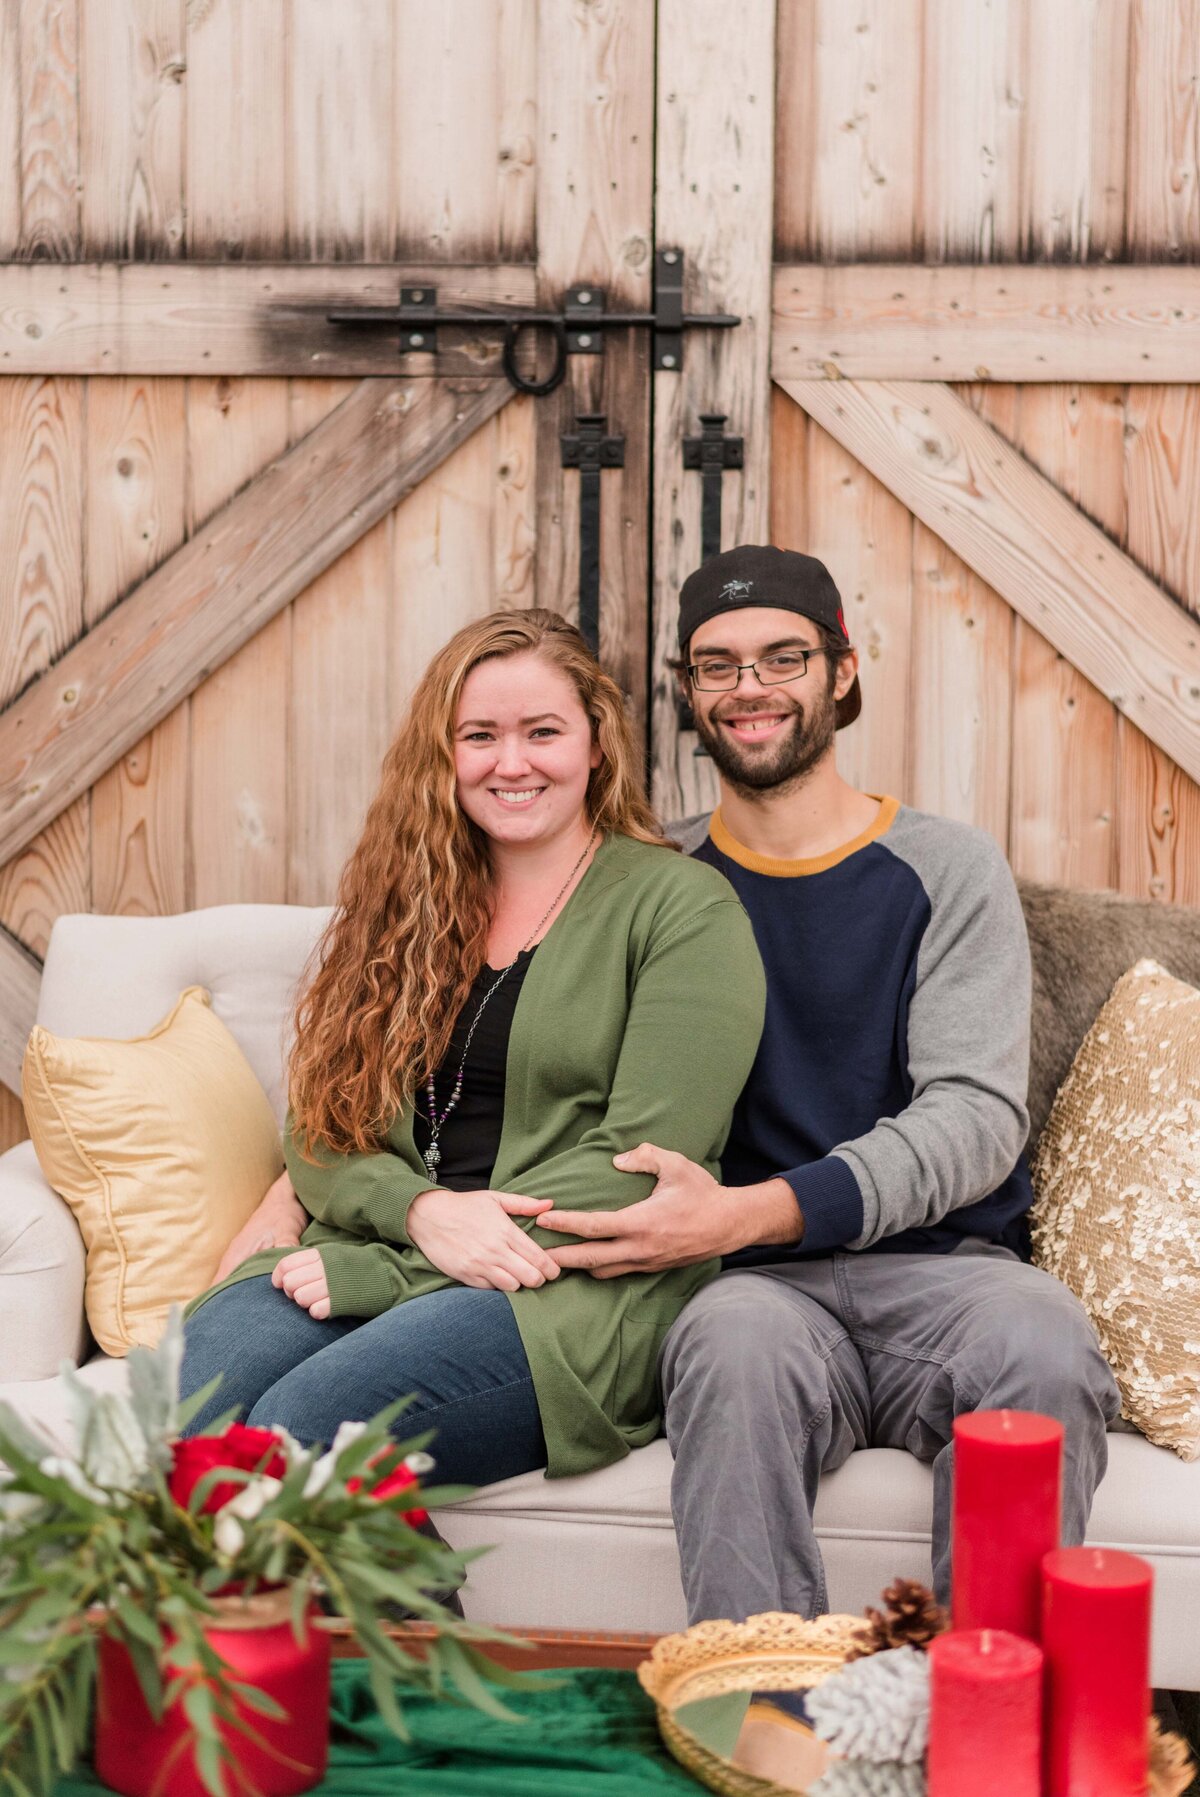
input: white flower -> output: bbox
[269,1425,304,1462]
[404,1452,435,1477]
[302,1420,370,1501]
[225,1475,282,1522]
[302,1451,335,1501]
[213,1511,245,1558]
[330,1421,368,1459]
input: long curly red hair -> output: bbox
[289,608,672,1157]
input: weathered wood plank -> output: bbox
[184,0,286,260]
[79,0,184,260]
[776,0,921,261]
[1126,0,1200,262]
[1009,384,1123,890]
[390,417,499,727]
[534,0,654,737]
[805,413,914,801]
[771,265,1200,381]
[0,924,42,1095]
[651,0,776,818]
[395,0,537,263]
[0,378,87,945]
[0,1,20,254]
[778,377,1200,786]
[287,379,388,908]
[0,375,512,867]
[908,385,1014,849]
[1118,380,1200,902]
[87,376,188,916]
[1020,0,1130,262]
[288,0,393,262]
[14,0,81,259]
[187,378,292,908]
[909,520,1012,846]
[0,262,538,375]
[919,0,1023,262]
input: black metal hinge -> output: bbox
[560,415,625,653]
[683,413,744,563]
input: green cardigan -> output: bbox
[189,835,765,1477]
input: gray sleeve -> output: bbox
[833,820,1031,1249]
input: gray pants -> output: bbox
[659,1250,1121,1624]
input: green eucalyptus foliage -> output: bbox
[0,1314,526,1797]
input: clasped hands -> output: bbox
[251,1148,801,1318]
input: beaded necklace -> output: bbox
[421,829,598,1182]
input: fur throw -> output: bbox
[1019,880,1200,1155]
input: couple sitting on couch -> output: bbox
[181,544,1120,1627]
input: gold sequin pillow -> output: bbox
[1031,959,1200,1461]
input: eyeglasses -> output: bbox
[686,647,847,691]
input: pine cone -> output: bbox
[1149,1717,1196,1797]
[848,1578,949,1660]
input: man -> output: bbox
[538,543,1120,1624]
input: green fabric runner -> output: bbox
[55,1662,703,1795]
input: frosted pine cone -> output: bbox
[807,1646,931,1765]
[812,1760,926,1797]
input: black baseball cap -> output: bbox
[677,544,861,729]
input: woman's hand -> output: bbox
[272,1247,331,1320]
[407,1188,562,1291]
[215,1169,308,1283]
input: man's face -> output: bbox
[684,607,854,794]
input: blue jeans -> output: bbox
[178,1276,547,1488]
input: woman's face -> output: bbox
[453,651,602,850]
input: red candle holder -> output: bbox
[953,1409,1064,1639]
[1042,1546,1152,1797]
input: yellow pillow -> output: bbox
[22,987,284,1355]
[1031,959,1200,1461]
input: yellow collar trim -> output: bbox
[709,796,901,877]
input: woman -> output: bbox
[181,609,764,1487]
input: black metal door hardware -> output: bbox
[683,413,744,564]
[326,251,738,396]
[560,415,625,654]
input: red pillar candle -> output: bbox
[953,1409,1064,1637]
[1041,1546,1152,1797]
[927,1627,1043,1797]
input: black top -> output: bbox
[411,948,538,1191]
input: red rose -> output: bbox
[347,1458,428,1525]
[169,1424,288,1514]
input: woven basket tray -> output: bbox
[637,1611,870,1797]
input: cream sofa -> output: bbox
[1,899,1198,1689]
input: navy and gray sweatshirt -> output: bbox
[675,797,1034,1263]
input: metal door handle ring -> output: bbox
[502,318,569,396]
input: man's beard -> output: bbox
[692,681,837,795]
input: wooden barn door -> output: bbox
[0,2,671,1134]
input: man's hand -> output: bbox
[541,1145,803,1278]
[272,1247,330,1320]
[214,1169,308,1283]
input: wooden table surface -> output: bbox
[326,1620,662,1672]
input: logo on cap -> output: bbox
[720,579,753,600]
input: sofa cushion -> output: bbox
[23,988,284,1354]
[38,905,330,1124]
[1031,959,1200,1461]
